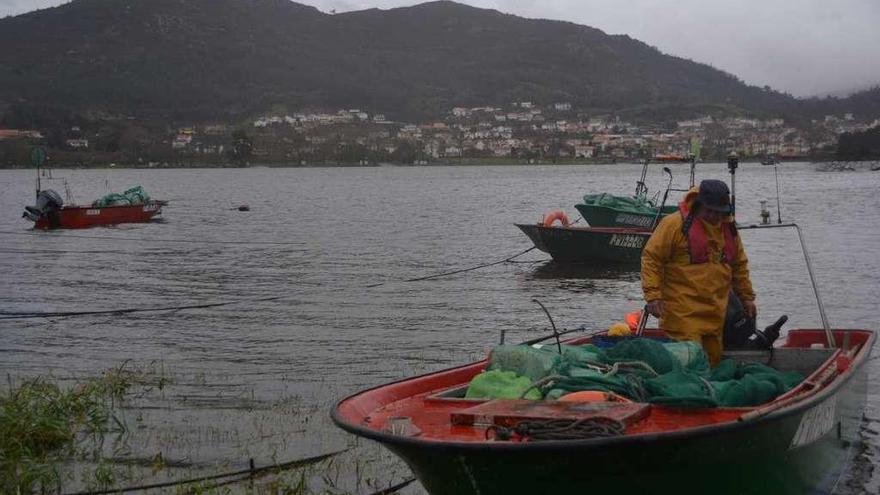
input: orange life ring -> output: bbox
[542,210,570,227]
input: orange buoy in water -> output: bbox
[559,391,633,403]
[542,210,570,227]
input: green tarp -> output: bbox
[92,185,151,207]
[465,370,543,400]
[579,193,676,215]
[468,338,803,408]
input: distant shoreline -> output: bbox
[0,157,838,170]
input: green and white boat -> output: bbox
[575,154,696,228]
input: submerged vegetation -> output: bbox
[0,364,161,493]
[0,368,131,493]
[0,364,410,494]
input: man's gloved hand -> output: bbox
[742,300,757,320]
[646,299,665,318]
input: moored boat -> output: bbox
[332,328,873,495]
[575,194,677,228]
[518,161,683,264]
[515,223,649,263]
[23,187,167,230]
[575,154,695,228]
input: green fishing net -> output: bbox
[92,185,151,207]
[471,338,803,408]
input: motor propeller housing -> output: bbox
[22,189,63,221]
[724,292,786,350]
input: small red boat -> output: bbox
[23,188,167,230]
[333,328,873,495]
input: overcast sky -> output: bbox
[3,0,879,97]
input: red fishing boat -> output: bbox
[21,152,167,229]
[21,160,166,230]
[23,188,166,229]
[333,327,873,495]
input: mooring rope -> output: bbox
[365,246,537,287]
[0,246,544,321]
[0,296,285,320]
[0,230,304,246]
[61,449,346,495]
[369,477,418,495]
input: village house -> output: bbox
[65,138,89,149]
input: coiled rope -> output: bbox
[486,417,625,442]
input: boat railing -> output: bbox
[737,223,833,348]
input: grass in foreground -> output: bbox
[0,364,158,493]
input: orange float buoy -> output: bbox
[559,390,633,403]
[625,310,643,332]
[542,210,570,227]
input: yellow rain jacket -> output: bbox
[641,188,755,366]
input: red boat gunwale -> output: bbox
[331,329,874,452]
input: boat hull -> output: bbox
[389,384,865,495]
[575,203,677,228]
[515,223,649,264]
[33,202,164,229]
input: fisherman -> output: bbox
[641,179,756,366]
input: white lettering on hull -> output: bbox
[790,398,837,449]
[608,234,646,249]
[614,213,653,228]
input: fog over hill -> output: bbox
[0,0,877,126]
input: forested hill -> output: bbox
[0,0,875,125]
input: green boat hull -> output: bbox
[575,202,678,228]
[516,224,649,264]
[387,362,868,495]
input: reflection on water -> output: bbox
[0,163,878,493]
[528,260,641,282]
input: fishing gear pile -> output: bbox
[92,185,151,207]
[578,193,673,216]
[465,337,803,408]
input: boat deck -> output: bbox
[339,329,871,444]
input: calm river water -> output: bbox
[0,162,878,493]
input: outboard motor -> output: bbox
[747,315,788,350]
[23,189,63,222]
[724,291,786,350]
[22,189,64,222]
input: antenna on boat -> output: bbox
[29,146,47,200]
[774,164,783,223]
[689,137,701,188]
[649,167,674,230]
[635,158,649,199]
[727,152,739,216]
[532,299,562,354]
